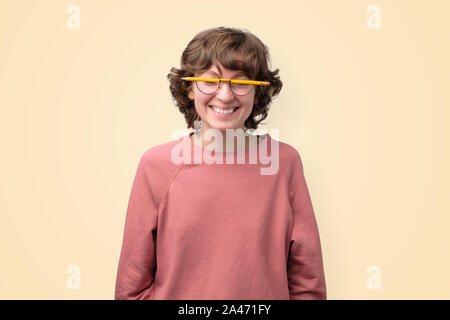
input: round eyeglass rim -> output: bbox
[195,80,255,96]
[194,71,255,96]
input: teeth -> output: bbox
[210,106,237,114]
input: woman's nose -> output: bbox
[216,81,235,99]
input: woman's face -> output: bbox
[188,62,257,134]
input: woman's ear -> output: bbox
[188,89,194,100]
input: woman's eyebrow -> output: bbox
[207,70,248,78]
[231,72,249,78]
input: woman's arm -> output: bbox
[115,155,158,300]
[287,151,327,300]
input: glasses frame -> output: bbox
[183,71,269,96]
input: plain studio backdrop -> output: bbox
[0,0,449,299]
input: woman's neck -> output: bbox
[192,128,253,153]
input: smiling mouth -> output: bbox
[209,105,239,114]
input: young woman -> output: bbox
[115,26,327,300]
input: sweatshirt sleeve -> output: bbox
[287,151,327,300]
[115,153,158,300]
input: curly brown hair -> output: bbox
[167,26,282,131]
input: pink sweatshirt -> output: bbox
[114,132,326,300]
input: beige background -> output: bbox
[1,0,449,299]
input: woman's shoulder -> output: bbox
[138,136,185,168]
[266,133,303,165]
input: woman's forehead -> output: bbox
[201,66,247,78]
